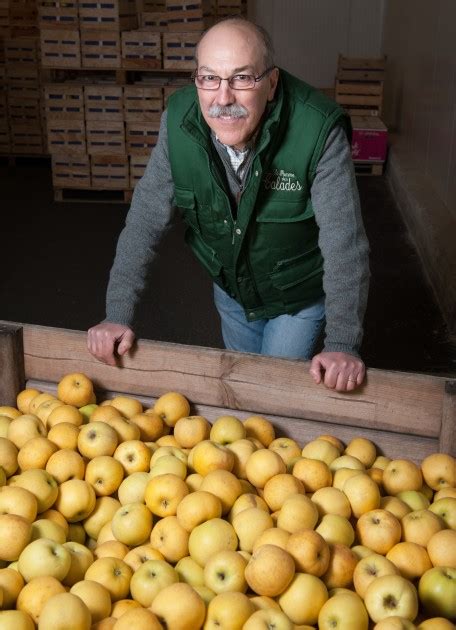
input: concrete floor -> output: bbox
[1,156,454,376]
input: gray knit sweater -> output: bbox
[105,110,370,356]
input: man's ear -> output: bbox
[267,67,280,101]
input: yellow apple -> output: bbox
[190,439,235,475]
[46,404,83,429]
[0,414,12,438]
[46,448,85,483]
[418,566,456,619]
[380,496,412,520]
[226,438,257,479]
[18,538,71,582]
[114,439,151,475]
[318,591,369,630]
[243,416,275,447]
[173,415,211,448]
[145,472,189,517]
[421,453,456,491]
[277,493,319,533]
[55,479,96,522]
[11,468,59,513]
[112,607,163,630]
[117,471,150,505]
[286,528,330,576]
[16,388,42,415]
[176,490,223,532]
[16,575,66,623]
[356,509,402,555]
[245,448,287,489]
[57,372,94,407]
[428,497,456,529]
[204,549,248,593]
[151,581,206,629]
[38,591,91,629]
[252,526,290,552]
[353,553,399,599]
[204,591,256,629]
[8,414,47,449]
[245,544,295,597]
[301,439,340,465]
[129,411,164,442]
[62,541,94,586]
[427,528,456,568]
[401,509,445,547]
[0,514,31,561]
[315,513,355,547]
[343,472,381,517]
[83,496,121,540]
[383,459,423,495]
[37,509,68,536]
[321,543,359,590]
[292,457,332,492]
[77,422,118,459]
[188,518,238,567]
[364,574,419,623]
[47,422,80,450]
[396,490,430,511]
[111,502,153,546]
[0,437,19,477]
[268,437,302,466]
[0,485,38,521]
[0,566,24,608]
[70,579,111,624]
[84,557,132,602]
[210,415,246,444]
[175,555,205,586]
[84,455,124,497]
[416,618,456,629]
[129,558,178,607]
[278,572,328,626]
[149,454,187,479]
[94,540,129,560]
[386,541,433,580]
[0,610,35,629]
[344,437,377,467]
[90,405,123,424]
[200,469,242,514]
[109,395,143,418]
[150,515,189,563]
[153,391,190,427]
[228,493,269,523]
[30,518,66,544]
[262,473,304,512]
[243,608,293,630]
[373,616,417,629]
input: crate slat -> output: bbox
[44,83,85,119]
[40,29,81,68]
[47,118,86,154]
[4,36,39,65]
[8,96,41,124]
[81,29,121,68]
[38,0,79,30]
[162,31,199,69]
[121,30,161,68]
[84,84,123,120]
[51,153,91,188]
[139,11,168,31]
[123,84,162,121]
[91,153,129,188]
[10,123,44,154]
[79,0,137,31]
[129,152,149,187]
[126,120,159,154]
[86,119,125,154]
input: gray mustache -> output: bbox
[208,104,248,118]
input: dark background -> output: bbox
[1,156,454,376]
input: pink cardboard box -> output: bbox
[351,115,388,162]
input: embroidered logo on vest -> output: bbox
[264,169,303,192]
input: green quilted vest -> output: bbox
[167,70,350,321]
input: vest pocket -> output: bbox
[185,229,223,279]
[174,188,200,234]
[270,246,324,290]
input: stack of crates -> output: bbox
[335,55,388,175]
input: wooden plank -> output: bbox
[10,323,453,448]
[441,381,456,453]
[0,322,25,407]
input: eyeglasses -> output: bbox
[193,66,275,90]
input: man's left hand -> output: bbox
[309,352,365,392]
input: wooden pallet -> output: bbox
[53,186,132,203]
[354,161,384,176]
[1,322,454,461]
[51,154,91,188]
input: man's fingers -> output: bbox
[117,330,135,356]
[309,356,323,383]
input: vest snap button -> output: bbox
[235,228,241,235]
[255,170,259,176]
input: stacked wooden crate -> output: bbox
[335,55,388,176]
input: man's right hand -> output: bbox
[87,322,136,366]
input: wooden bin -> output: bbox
[123,85,162,121]
[51,153,91,188]
[38,0,79,30]
[165,0,212,32]
[84,84,123,120]
[44,83,85,120]
[6,63,41,100]
[129,152,150,187]
[47,118,86,154]
[7,95,41,125]
[162,31,199,70]
[80,29,121,68]
[126,120,159,154]
[8,0,37,30]
[4,36,40,65]
[121,30,161,69]
[86,119,125,154]
[139,11,168,31]
[40,29,81,68]
[10,123,44,154]
[90,153,129,188]
[216,0,247,17]
[1,322,454,462]
[335,55,386,117]
[78,0,137,31]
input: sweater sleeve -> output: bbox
[310,124,370,357]
[105,110,175,327]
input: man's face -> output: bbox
[196,23,279,149]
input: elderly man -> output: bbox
[88,17,370,392]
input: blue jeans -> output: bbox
[213,284,326,360]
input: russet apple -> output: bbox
[55,478,96,522]
[46,404,83,429]
[16,388,42,415]
[47,422,80,450]
[0,566,25,608]
[286,528,330,576]
[427,528,456,568]
[292,456,332,492]
[0,485,38,522]
[112,607,163,630]
[173,415,211,448]
[321,543,359,590]
[262,472,304,511]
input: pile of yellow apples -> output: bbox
[0,371,455,630]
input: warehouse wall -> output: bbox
[382,0,456,334]
[249,0,385,87]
